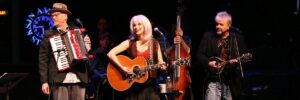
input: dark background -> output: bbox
[0,0,300,100]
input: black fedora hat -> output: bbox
[50,3,72,15]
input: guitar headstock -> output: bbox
[240,53,253,63]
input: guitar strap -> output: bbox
[149,38,153,65]
[149,39,154,77]
[149,38,159,78]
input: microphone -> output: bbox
[154,27,164,36]
[75,18,87,37]
[75,18,90,51]
[76,18,84,28]
[0,73,8,79]
[154,27,168,53]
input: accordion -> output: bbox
[49,28,89,71]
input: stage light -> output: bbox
[0,10,7,16]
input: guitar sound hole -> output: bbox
[133,66,146,79]
[133,66,140,74]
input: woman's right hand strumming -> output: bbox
[120,66,134,75]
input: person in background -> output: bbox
[91,16,115,50]
[87,34,114,100]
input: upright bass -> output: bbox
[169,7,191,100]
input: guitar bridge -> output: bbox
[127,74,136,83]
[126,72,146,83]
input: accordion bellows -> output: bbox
[49,28,88,71]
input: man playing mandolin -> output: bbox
[196,11,250,100]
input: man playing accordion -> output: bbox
[39,2,91,100]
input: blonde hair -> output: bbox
[129,14,153,41]
[215,11,232,25]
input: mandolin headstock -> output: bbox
[239,53,253,63]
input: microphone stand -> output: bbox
[161,35,168,56]
[162,34,171,66]
[233,32,244,78]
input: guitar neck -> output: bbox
[236,56,243,61]
[139,64,162,72]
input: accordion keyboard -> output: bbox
[49,35,71,71]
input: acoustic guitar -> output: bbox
[107,55,164,91]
